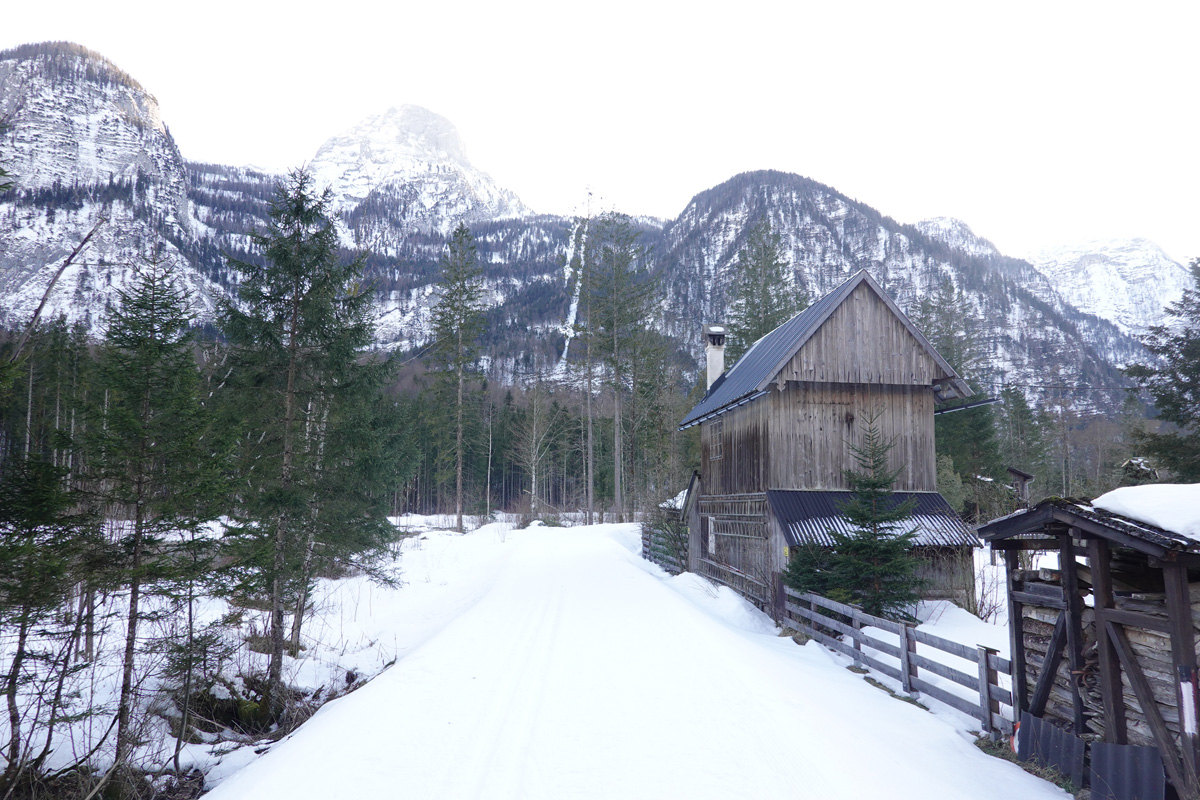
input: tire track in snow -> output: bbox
[438,548,566,798]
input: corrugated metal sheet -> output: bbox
[679,269,970,430]
[766,490,978,548]
[1089,741,1166,800]
[1017,712,1086,790]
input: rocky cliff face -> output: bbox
[309,105,531,253]
[1025,238,1190,336]
[0,42,223,333]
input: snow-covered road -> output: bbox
[207,523,1066,799]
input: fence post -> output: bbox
[977,645,1000,740]
[898,623,918,697]
[851,613,863,668]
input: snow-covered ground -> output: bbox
[203,521,1066,799]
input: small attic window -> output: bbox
[710,418,723,460]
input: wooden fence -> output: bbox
[783,587,1014,738]
[642,518,687,575]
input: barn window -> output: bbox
[710,418,723,459]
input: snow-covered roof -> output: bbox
[1092,484,1200,543]
[659,488,688,510]
[978,490,1200,556]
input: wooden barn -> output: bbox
[978,496,1200,799]
[678,269,978,612]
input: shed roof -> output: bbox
[679,270,971,430]
[767,489,978,548]
[977,497,1200,558]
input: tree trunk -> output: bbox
[456,342,465,533]
[290,403,327,655]
[2,612,31,790]
[267,282,303,717]
[485,405,493,518]
[585,342,595,525]
[173,576,195,774]
[114,516,144,770]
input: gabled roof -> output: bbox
[767,490,978,548]
[978,497,1200,558]
[679,270,971,430]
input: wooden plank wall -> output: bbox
[781,282,949,386]
[767,381,936,491]
[700,401,769,495]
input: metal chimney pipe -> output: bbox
[704,324,726,390]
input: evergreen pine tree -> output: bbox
[218,170,386,718]
[784,416,923,619]
[91,251,216,771]
[585,212,657,520]
[725,219,807,363]
[1125,258,1200,479]
[429,223,487,532]
[0,458,98,794]
[913,279,1004,518]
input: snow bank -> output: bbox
[1092,483,1200,541]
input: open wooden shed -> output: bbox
[978,497,1200,799]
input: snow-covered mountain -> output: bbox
[655,171,1145,406]
[1024,238,1190,336]
[0,42,1161,404]
[309,105,531,251]
[0,42,224,332]
[915,217,999,258]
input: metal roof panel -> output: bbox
[766,489,978,548]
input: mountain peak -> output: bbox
[914,217,999,258]
[308,105,530,240]
[316,105,470,171]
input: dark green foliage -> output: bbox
[92,250,221,768]
[0,457,99,792]
[913,279,1005,518]
[1125,258,1200,480]
[584,212,658,520]
[784,417,922,619]
[94,254,215,532]
[995,385,1046,479]
[725,219,807,363]
[218,170,402,715]
[428,224,487,531]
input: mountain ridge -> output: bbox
[0,42,1169,411]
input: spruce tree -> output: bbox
[1125,258,1200,479]
[219,170,387,718]
[429,223,486,532]
[725,219,807,363]
[914,279,1004,517]
[784,416,923,619]
[0,458,98,794]
[91,251,215,771]
[585,212,656,521]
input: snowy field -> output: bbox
[200,521,1066,799]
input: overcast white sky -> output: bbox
[6,1,1199,262]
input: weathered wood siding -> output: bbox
[780,282,948,386]
[767,381,936,491]
[699,402,769,495]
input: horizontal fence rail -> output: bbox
[783,587,1013,738]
